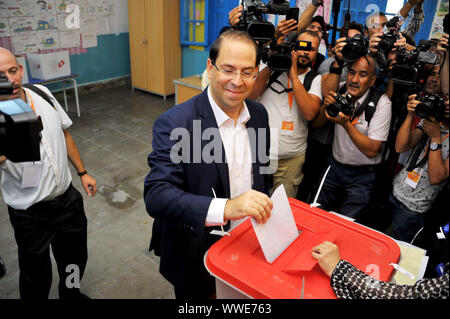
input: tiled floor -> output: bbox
[0,85,176,299]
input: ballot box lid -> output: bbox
[205,198,401,299]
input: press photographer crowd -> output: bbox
[0,0,448,300]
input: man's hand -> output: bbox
[311,241,340,278]
[422,117,442,140]
[81,173,97,197]
[333,37,348,62]
[438,33,449,52]
[0,156,6,164]
[289,50,300,80]
[228,5,243,27]
[275,19,297,41]
[369,31,384,54]
[224,189,273,224]
[406,94,421,114]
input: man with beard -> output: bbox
[314,54,392,219]
[249,30,322,197]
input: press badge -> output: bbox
[405,167,423,189]
[21,162,43,188]
[281,115,294,136]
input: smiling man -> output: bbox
[144,29,273,299]
[314,54,392,219]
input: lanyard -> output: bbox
[25,90,36,112]
[287,78,294,111]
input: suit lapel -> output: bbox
[196,90,230,198]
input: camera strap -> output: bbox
[267,69,318,95]
[406,134,429,172]
[340,85,382,124]
[23,84,55,109]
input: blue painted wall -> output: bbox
[34,33,131,92]
[182,47,209,77]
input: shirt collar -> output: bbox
[207,86,250,127]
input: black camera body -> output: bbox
[263,32,312,72]
[0,76,41,163]
[342,33,369,63]
[236,0,292,43]
[267,0,290,15]
[391,40,439,89]
[416,94,446,122]
[327,93,354,118]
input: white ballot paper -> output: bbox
[251,185,299,263]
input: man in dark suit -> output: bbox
[144,30,274,299]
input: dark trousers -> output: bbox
[8,184,88,299]
[317,157,377,219]
[296,138,332,203]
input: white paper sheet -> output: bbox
[251,185,299,263]
[59,30,80,48]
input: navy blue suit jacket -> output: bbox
[143,89,272,295]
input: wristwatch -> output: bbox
[430,142,442,151]
[77,170,88,177]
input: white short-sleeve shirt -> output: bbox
[259,63,322,159]
[332,84,392,166]
[0,85,73,210]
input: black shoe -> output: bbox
[0,256,5,279]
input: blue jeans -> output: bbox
[389,194,425,243]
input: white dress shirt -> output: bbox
[0,85,73,210]
[205,87,253,228]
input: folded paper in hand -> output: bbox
[251,185,299,263]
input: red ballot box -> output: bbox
[205,198,401,299]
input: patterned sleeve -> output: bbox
[330,260,449,299]
[403,11,425,39]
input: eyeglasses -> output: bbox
[211,60,257,81]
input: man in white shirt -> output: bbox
[144,30,273,299]
[250,30,322,198]
[0,47,96,299]
[314,54,392,219]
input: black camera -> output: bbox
[236,0,275,43]
[327,93,354,117]
[342,33,369,62]
[267,0,290,15]
[262,32,312,72]
[236,0,293,43]
[0,75,41,162]
[415,94,446,122]
[375,16,401,73]
[391,40,439,89]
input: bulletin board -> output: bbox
[0,0,117,56]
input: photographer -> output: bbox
[0,47,96,299]
[296,22,365,203]
[389,93,449,242]
[249,30,322,197]
[314,54,392,219]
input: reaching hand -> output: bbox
[224,189,273,224]
[311,241,341,278]
[228,5,243,27]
